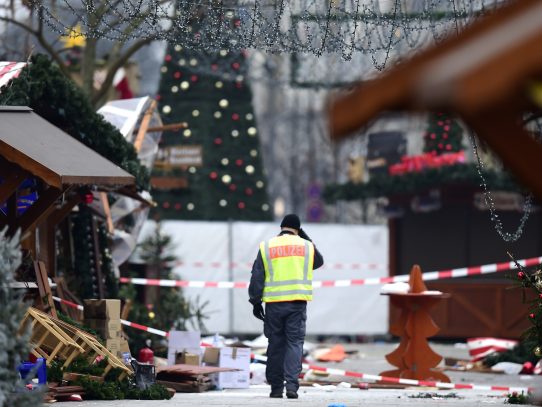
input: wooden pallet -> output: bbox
[22,308,132,380]
[20,307,84,366]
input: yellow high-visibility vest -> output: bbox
[259,234,315,302]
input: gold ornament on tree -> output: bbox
[534,346,542,358]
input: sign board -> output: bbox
[155,145,203,168]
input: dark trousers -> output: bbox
[264,301,307,393]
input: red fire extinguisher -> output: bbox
[138,339,154,364]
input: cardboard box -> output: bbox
[175,352,200,366]
[83,299,121,320]
[167,331,201,366]
[203,347,250,389]
[85,318,122,339]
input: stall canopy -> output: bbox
[0,106,134,189]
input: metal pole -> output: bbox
[228,219,234,334]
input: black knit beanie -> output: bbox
[280,214,301,230]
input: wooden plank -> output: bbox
[54,277,82,321]
[36,219,56,277]
[0,168,23,205]
[133,100,157,152]
[47,192,81,227]
[34,261,58,318]
[99,192,114,234]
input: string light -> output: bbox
[469,131,532,243]
[29,0,500,67]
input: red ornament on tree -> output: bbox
[165,54,172,62]
[174,203,181,210]
[238,202,246,209]
[174,71,182,79]
[83,192,94,204]
[211,64,218,71]
[232,62,240,70]
[155,94,162,101]
[529,313,536,319]
[210,171,218,180]
[191,74,198,82]
[163,201,170,209]
[235,159,243,166]
[518,271,525,279]
[214,138,223,145]
[232,113,240,121]
[245,188,253,196]
[229,184,237,191]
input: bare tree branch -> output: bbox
[91,36,154,107]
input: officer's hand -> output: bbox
[252,303,265,321]
[298,228,311,241]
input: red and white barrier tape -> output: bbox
[120,255,542,288]
[169,260,386,271]
[51,297,534,393]
[251,354,532,393]
[52,296,84,311]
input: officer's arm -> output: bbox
[248,251,265,305]
[313,246,324,270]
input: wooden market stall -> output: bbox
[328,0,542,338]
[0,106,135,304]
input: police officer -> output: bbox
[249,214,324,399]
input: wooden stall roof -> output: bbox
[0,106,134,188]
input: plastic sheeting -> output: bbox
[134,220,389,335]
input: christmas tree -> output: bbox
[423,112,464,155]
[0,229,41,406]
[153,34,271,221]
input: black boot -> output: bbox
[270,389,283,398]
[286,390,298,399]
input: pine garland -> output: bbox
[323,164,524,202]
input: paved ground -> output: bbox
[74,343,542,406]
